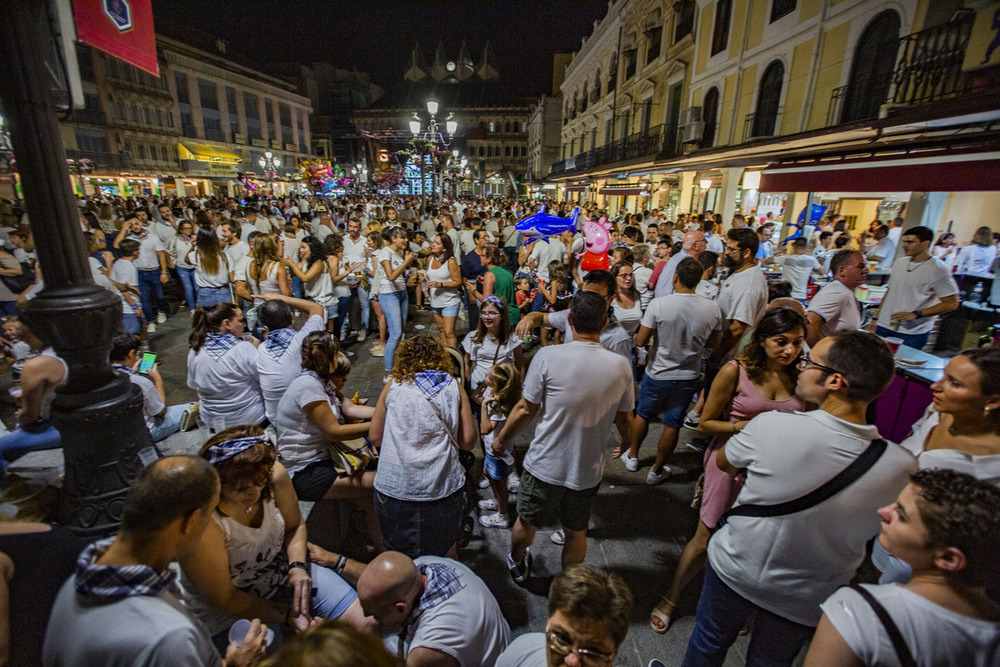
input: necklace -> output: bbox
[244,504,254,515]
[906,258,929,272]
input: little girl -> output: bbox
[514,277,532,319]
[477,362,523,528]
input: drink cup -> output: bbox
[885,337,903,355]
[228,619,274,648]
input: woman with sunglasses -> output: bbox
[650,307,806,633]
[187,302,266,433]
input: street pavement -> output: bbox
[1,304,756,666]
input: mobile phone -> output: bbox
[138,352,156,374]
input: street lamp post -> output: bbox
[258,151,281,197]
[408,100,457,214]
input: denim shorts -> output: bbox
[374,487,464,558]
[516,471,599,532]
[324,303,338,321]
[121,311,141,335]
[431,303,460,317]
[483,452,511,481]
[290,459,337,502]
[636,375,699,428]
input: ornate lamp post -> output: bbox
[258,151,281,197]
[407,100,457,213]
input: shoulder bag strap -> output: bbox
[421,393,461,450]
[848,584,918,667]
[718,439,888,528]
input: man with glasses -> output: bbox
[651,230,706,299]
[805,249,869,346]
[712,228,768,363]
[681,331,916,666]
[342,218,370,342]
[496,564,632,667]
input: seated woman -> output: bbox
[187,302,266,433]
[179,425,371,652]
[369,335,477,558]
[274,332,380,548]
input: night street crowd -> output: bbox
[0,191,997,666]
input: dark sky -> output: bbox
[151,0,610,100]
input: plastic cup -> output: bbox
[228,619,274,648]
[885,337,903,355]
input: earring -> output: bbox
[986,406,994,417]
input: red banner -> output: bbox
[72,0,158,76]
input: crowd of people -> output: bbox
[0,191,998,666]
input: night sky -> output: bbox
[151,0,611,101]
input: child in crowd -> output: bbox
[1,317,35,381]
[514,277,532,319]
[477,362,523,528]
[109,239,145,337]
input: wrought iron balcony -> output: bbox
[204,128,227,142]
[892,12,975,106]
[548,124,678,178]
[65,149,131,170]
[743,107,783,141]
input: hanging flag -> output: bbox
[72,0,158,76]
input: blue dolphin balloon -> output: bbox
[515,206,580,246]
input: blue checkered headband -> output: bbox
[483,295,505,311]
[206,435,270,465]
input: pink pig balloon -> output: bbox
[579,216,612,271]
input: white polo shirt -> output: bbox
[807,280,861,338]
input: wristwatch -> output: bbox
[288,561,308,572]
[912,309,924,319]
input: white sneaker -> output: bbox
[647,467,671,486]
[156,312,167,324]
[551,528,565,545]
[355,330,367,343]
[507,474,520,493]
[145,323,157,333]
[478,512,508,528]
[622,451,640,472]
[477,498,498,511]
[683,410,701,430]
[478,476,491,489]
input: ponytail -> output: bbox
[300,330,340,381]
[189,302,239,352]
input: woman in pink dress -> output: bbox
[650,307,806,633]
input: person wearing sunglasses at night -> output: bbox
[496,564,632,667]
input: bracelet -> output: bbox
[732,423,741,435]
[913,309,923,319]
[289,561,308,572]
[334,554,348,574]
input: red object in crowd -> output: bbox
[580,252,610,271]
[805,282,819,301]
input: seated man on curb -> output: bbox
[805,468,1000,667]
[306,548,510,667]
[495,564,633,667]
[109,331,195,442]
[44,456,266,666]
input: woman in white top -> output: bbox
[185,225,231,308]
[169,219,197,312]
[933,232,957,266]
[369,336,477,557]
[377,226,418,378]
[426,233,462,349]
[873,347,1000,584]
[322,234,357,337]
[283,236,334,328]
[955,226,998,275]
[186,301,266,432]
[245,234,290,323]
[461,296,523,395]
[611,261,643,338]
[179,426,370,648]
[807,469,1000,667]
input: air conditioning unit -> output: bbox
[680,122,704,143]
[679,106,702,125]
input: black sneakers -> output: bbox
[507,548,532,584]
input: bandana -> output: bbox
[482,295,505,312]
[112,363,136,376]
[399,561,466,655]
[205,435,270,465]
[414,370,452,399]
[75,537,176,601]
[263,327,297,362]
[203,332,240,361]
[128,229,149,242]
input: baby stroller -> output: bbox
[445,346,478,549]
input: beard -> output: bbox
[723,254,739,271]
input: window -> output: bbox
[505,146,511,157]
[608,54,617,93]
[521,145,526,157]
[244,93,261,139]
[711,0,733,56]
[522,121,527,133]
[770,0,795,23]
[605,118,614,144]
[76,45,94,81]
[174,72,189,104]
[646,26,662,64]
[279,104,293,144]
[265,101,275,139]
[752,61,784,137]
[505,121,511,133]
[841,10,901,123]
[137,145,146,159]
[478,146,485,157]
[624,49,638,80]
[674,0,695,43]
[701,87,720,149]
[74,129,108,153]
[580,85,588,112]
[489,121,496,133]
[160,146,169,162]
[143,107,151,124]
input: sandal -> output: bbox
[649,597,676,634]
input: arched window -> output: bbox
[581,84,589,112]
[841,10,901,123]
[753,61,784,137]
[608,53,618,93]
[593,69,602,98]
[701,87,719,149]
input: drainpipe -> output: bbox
[725,0,756,146]
[798,0,831,133]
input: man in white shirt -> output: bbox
[528,235,568,284]
[806,249,868,346]
[255,294,326,423]
[775,238,824,301]
[496,291,633,583]
[874,225,959,350]
[221,221,250,277]
[342,218,370,341]
[866,225,896,271]
[152,204,179,246]
[632,244,654,309]
[622,258,723,484]
[703,219,724,253]
[682,331,916,665]
[113,215,169,330]
[652,230,706,299]
[712,228,768,363]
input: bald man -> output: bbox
[356,552,510,667]
[651,230,707,298]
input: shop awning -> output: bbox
[599,186,643,195]
[178,143,242,163]
[759,150,1000,193]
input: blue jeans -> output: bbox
[682,560,815,667]
[350,284,370,332]
[875,325,930,351]
[137,269,165,321]
[196,286,231,308]
[292,275,303,299]
[0,301,19,317]
[149,403,192,442]
[375,488,464,558]
[0,424,62,468]
[176,267,197,310]
[379,290,408,373]
[334,296,350,337]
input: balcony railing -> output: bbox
[548,124,678,178]
[73,108,107,126]
[65,149,131,170]
[892,12,975,106]
[743,107,783,141]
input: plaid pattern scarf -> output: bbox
[414,370,452,400]
[263,327,297,362]
[75,538,176,601]
[204,332,240,361]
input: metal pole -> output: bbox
[0,0,153,536]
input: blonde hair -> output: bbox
[486,362,521,417]
[249,234,280,293]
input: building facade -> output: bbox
[527,95,564,184]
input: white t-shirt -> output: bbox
[223,240,250,268]
[633,264,654,309]
[257,316,326,424]
[376,247,406,293]
[696,279,720,300]
[708,410,916,625]
[495,633,546,667]
[546,310,633,360]
[898,407,1000,485]
[529,239,566,282]
[642,293,723,380]
[653,250,689,299]
[130,231,166,271]
[275,371,341,474]
[717,266,768,327]
[821,584,1000,667]
[807,280,861,339]
[461,332,521,390]
[396,557,511,667]
[876,256,958,335]
[342,236,367,266]
[521,341,634,491]
[867,237,897,271]
[110,257,138,291]
[776,254,820,299]
[955,244,997,275]
[191,252,230,288]
[186,338,265,429]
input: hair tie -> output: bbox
[205,435,270,466]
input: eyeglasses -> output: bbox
[545,629,613,666]
[618,273,634,279]
[797,352,840,375]
[480,311,499,319]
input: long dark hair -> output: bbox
[195,225,223,276]
[473,296,511,346]
[190,302,240,351]
[301,235,326,269]
[960,347,1000,433]
[740,307,805,383]
[435,234,455,262]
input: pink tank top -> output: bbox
[728,359,804,422]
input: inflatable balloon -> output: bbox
[578,216,612,271]
[515,206,579,246]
